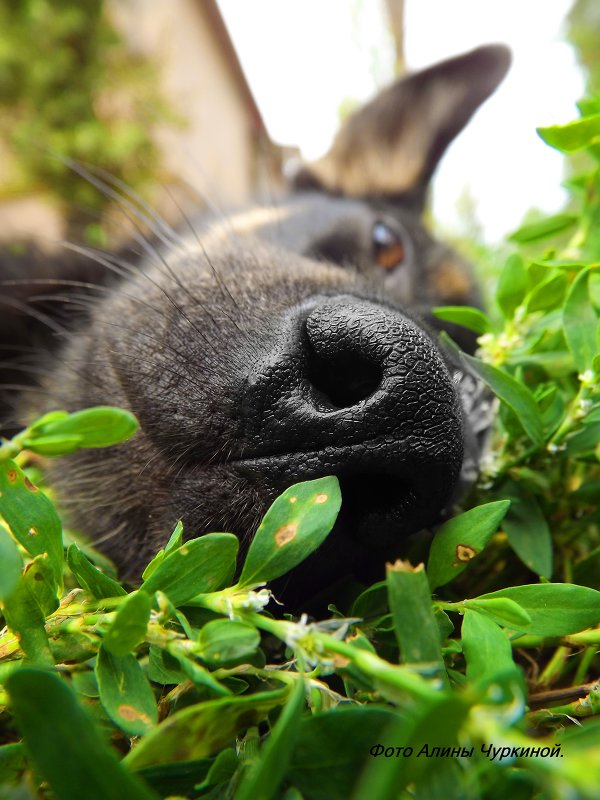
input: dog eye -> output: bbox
[372,222,406,270]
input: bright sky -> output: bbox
[217,0,584,242]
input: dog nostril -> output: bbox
[307,349,383,409]
[304,298,388,409]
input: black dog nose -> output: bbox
[304,300,386,409]
[237,295,464,554]
[302,297,459,433]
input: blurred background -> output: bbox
[0,0,597,248]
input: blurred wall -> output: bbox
[110,0,282,207]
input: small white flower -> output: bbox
[284,616,361,672]
[225,588,272,618]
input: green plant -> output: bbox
[1,103,600,800]
[433,97,600,594]
[0,0,169,239]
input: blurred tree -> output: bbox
[567,0,600,93]
[0,0,171,240]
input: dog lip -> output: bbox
[227,433,425,469]
[228,431,460,493]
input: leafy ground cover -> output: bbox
[1,103,600,800]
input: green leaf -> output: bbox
[1,591,51,665]
[0,742,26,786]
[168,650,232,697]
[141,521,184,581]
[19,434,85,456]
[500,483,553,578]
[551,721,600,794]
[67,543,127,599]
[238,476,341,587]
[147,646,187,685]
[431,306,491,334]
[163,520,184,554]
[285,706,407,800]
[235,677,305,800]
[496,254,528,316]
[463,597,532,628]
[0,526,23,600]
[434,608,455,642]
[427,501,511,591]
[508,213,578,244]
[408,760,465,800]
[572,478,600,503]
[557,717,600,750]
[461,610,516,682]
[573,543,600,590]
[197,619,260,665]
[96,646,158,737]
[1,555,57,665]
[71,671,99,698]
[26,410,70,432]
[350,580,388,624]
[508,350,574,378]
[0,662,21,687]
[202,748,239,789]
[23,406,139,454]
[448,347,544,446]
[141,533,238,605]
[352,698,454,800]
[538,385,567,436]
[300,694,469,800]
[141,550,164,582]
[124,689,288,768]
[6,668,159,800]
[21,553,60,617]
[578,97,600,116]
[563,268,599,373]
[525,272,567,313]
[477,584,600,635]
[386,561,445,677]
[135,759,215,799]
[0,459,63,587]
[538,115,600,153]
[102,591,152,656]
[332,631,378,693]
[529,258,593,272]
[589,272,600,307]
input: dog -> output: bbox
[0,44,510,603]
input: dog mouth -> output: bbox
[338,470,414,518]
[232,435,457,553]
[334,461,453,553]
[228,294,464,564]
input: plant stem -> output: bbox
[512,629,600,648]
[237,610,440,703]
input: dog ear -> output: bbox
[292,44,510,204]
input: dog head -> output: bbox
[1,45,510,602]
